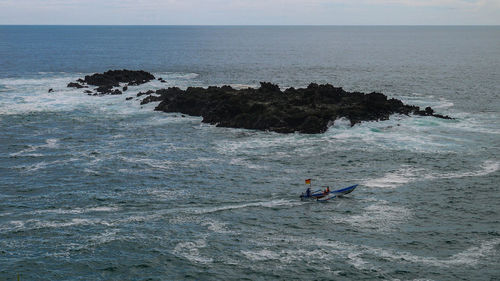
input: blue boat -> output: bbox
[300,184,358,201]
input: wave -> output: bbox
[13,157,79,172]
[247,235,500,270]
[1,218,114,233]
[118,156,174,171]
[173,237,213,264]
[0,72,200,115]
[330,200,412,232]
[364,160,499,188]
[29,206,119,215]
[10,138,59,157]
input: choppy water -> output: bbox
[0,26,499,280]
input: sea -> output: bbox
[0,26,499,280]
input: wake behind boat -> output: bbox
[300,179,358,202]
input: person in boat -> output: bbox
[323,186,330,195]
[305,187,311,197]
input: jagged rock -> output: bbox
[67,82,85,88]
[95,86,121,95]
[73,72,453,134]
[137,90,155,97]
[140,93,163,105]
[96,85,113,94]
[150,82,452,134]
[82,70,155,87]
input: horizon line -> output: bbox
[1,24,499,27]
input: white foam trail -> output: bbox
[364,160,499,188]
[229,157,269,170]
[1,218,114,232]
[241,249,281,261]
[30,206,119,215]
[367,238,500,267]
[363,166,425,188]
[331,200,411,232]
[118,156,174,171]
[14,157,79,172]
[256,236,500,269]
[10,138,59,157]
[188,199,304,215]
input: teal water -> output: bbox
[0,26,499,280]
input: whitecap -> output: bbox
[241,249,280,261]
[173,238,213,264]
[30,206,120,215]
[10,138,59,157]
[364,160,499,188]
[331,200,411,232]
[262,235,500,269]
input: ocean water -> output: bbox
[0,26,499,280]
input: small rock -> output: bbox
[48,88,54,93]
[126,97,133,100]
[67,82,85,88]
[96,85,113,94]
[137,90,155,97]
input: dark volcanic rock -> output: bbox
[140,92,163,105]
[83,70,155,87]
[73,72,453,134]
[137,90,155,97]
[67,82,85,89]
[126,97,133,101]
[68,70,154,95]
[96,85,113,94]
[149,82,452,134]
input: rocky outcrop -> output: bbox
[146,82,452,134]
[66,70,155,93]
[83,70,155,87]
[66,70,453,134]
[67,82,86,89]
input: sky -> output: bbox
[0,0,499,25]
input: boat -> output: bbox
[300,184,358,201]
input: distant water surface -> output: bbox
[0,26,499,280]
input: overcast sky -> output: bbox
[0,0,499,25]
